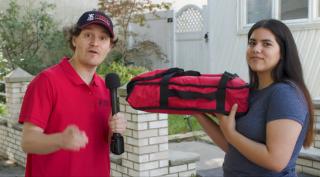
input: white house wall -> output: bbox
[208,0,320,98]
[294,29,320,98]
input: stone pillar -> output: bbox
[4,67,33,121]
[116,86,169,177]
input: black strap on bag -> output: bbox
[168,90,217,100]
[160,69,201,108]
[160,70,237,113]
[216,72,237,114]
[127,68,184,96]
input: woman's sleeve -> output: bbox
[266,84,307,125]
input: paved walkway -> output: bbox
[169,141,224,177]
[169,141,225,170]
[0,142,220,177]
[0,141,317,177]
[0,156,24,177]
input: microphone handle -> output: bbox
[110,89,124,155]
[111,89,119,115]
[111,133,124,155]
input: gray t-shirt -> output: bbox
[223,82,308,177]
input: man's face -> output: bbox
[72,24,112,68]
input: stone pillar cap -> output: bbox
[314,97,320,109]
[118,84,128,97]
[4,67,33,83]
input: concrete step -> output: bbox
[169,150,200,166]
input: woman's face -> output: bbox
[246,28,281,76]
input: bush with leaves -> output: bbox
[99,0,171,64]
[0,103,7,116]
[97,62,148,86]
[0,0,71,76]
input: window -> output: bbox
[280,0,308,20]
[238,0,320,32]
[247,0,272,24]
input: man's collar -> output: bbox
[60,57,99,87]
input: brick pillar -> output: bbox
[117,86,169,177]
[4,67,33,121]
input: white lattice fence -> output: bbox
[176,5,204,33]
[174,5,209,73]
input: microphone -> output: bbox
[105,73,124,155]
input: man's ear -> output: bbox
[72,37,76,48]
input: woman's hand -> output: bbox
[215,104,238,142]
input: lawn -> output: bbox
[168,114,203,135]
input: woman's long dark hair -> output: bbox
[247,19,314,147]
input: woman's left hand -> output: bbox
[215,104,238,141]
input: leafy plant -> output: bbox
[168,115,203,135]
[97,61,148,85]
[0,103,7,116]
[0,52,11,78]
[0,0,71,76]
[98,0,171,64]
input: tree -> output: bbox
[0,0,71,75]
[98,0,171,64]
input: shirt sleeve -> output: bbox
[266,84,307,125]
[19,72,54,129]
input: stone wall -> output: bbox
[295,100,320,176]
[0,119,25,167]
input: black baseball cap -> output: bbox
[76,10,114,38]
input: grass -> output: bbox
[168,114,203,135]
[0,103,7,116]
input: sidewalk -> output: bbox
[0,156,24,177]
[0,141,224,177]
[0,140,318,177]
[170,141,318,177]
[169,141,224,177]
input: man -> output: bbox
[19,10,127,177]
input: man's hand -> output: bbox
[109,113,127,135]
[60,125,88,151]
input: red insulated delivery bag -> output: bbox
[126,68,249,115]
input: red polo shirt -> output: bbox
[19,57,112,177]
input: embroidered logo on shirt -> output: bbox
[98,99,108,107]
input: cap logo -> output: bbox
[87,14,95,21]
[96,14,110,26]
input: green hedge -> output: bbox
[97,62,148,86]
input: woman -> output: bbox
[194,19,314,177]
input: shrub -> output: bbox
[0,0,71,76]
[97,62,148,86]
[0,103,7,116]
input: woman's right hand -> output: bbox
[215,104,238,142]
